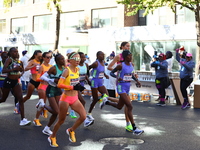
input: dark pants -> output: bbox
[108,89,116,98]
[155,78,166,99]
[180,78,193,102]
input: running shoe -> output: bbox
[99,97,108,109]
[125,124,133,132]
[42,126,52,135]
[16,102,20,114]
[99,94,108,108]
[66,128,76,143]
[43,109,48,118]
[33,119,42,127]
[181,102,190,110]
[36,99,45,111]
[70,110,77,118]
[156,101,166,106]
[20,118,31,126]
[84,118,94,127]
[133,128,144,135]
[87,114,94,121]
[48,137,58,147]
[13,107,19,114]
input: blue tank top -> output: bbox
[118,62,134,83]
[49,65,64,79]
[78,63,87,81]
[91,60,104,79]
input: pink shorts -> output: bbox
[38,84,48,90]
[60,93,78,105]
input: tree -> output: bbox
[47,0,62,50]
[3,0,62,50]
[118,0,200,79]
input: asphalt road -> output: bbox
[0,93,200,150]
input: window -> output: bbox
[34,0,46,3]
[0,0,4,8]
[176,5,195,24]
[0,19,6,33]
[11,18,28,33]
[92,7,117,28]
[12,0,26,6]
[138,10,146,26]
[34,15,53,32]
[159,7,167,25]
[60,11,85,30]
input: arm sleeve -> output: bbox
[57,77,73,90]
[110,68,118,78]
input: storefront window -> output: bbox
[116,40,196,72]
[11,17,28,33]
[92,7,117,28]
[60,11,85,31]
[33,15,53,32]
[0,19,6,33]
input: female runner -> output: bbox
[0,47,31,126]
[48,52,86,147]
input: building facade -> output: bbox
[0,0,197,71]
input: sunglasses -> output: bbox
[70,57,80,61]
[45,56,52,59]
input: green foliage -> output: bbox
[47,0,62,12]
[117,0,197,16]
[3,0,20,8]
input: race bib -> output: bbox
[79,74,86,81]
[70,78,79,86]
[123,73,132,82]
[99,72,104,78]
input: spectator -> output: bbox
[20,50,31,93]
[175,49,195,109]
[151,53,169,106]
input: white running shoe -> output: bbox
[42,126,53,135]
[20,118,31,126]
[133,128,144,135]
[36,99,45,111]
[87,114,94,121]
[84,118,94,127]
[99,97,108,109]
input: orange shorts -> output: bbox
[60,93,78,105]
[38,84,48,91]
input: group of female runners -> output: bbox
[0,43,144,148]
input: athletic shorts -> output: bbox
[59,93,78,105]
[91,78,103,88]
[46,85,62,98]
[117,82,131,94]
[3,77,19,89]
[30,79,40,88]
[38,83,48,91]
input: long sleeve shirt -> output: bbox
[175,52,195,79]
[151,60,168,79]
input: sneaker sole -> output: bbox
[84,120,94,127]
[48,137,58,147]
[20,121,31,126]
[126,129,133,133]
[133,130,144,136]
[33,121,42,127]
[66,129,75,143]
[43,130,52,136]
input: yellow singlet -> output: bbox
[63,67,79,90]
